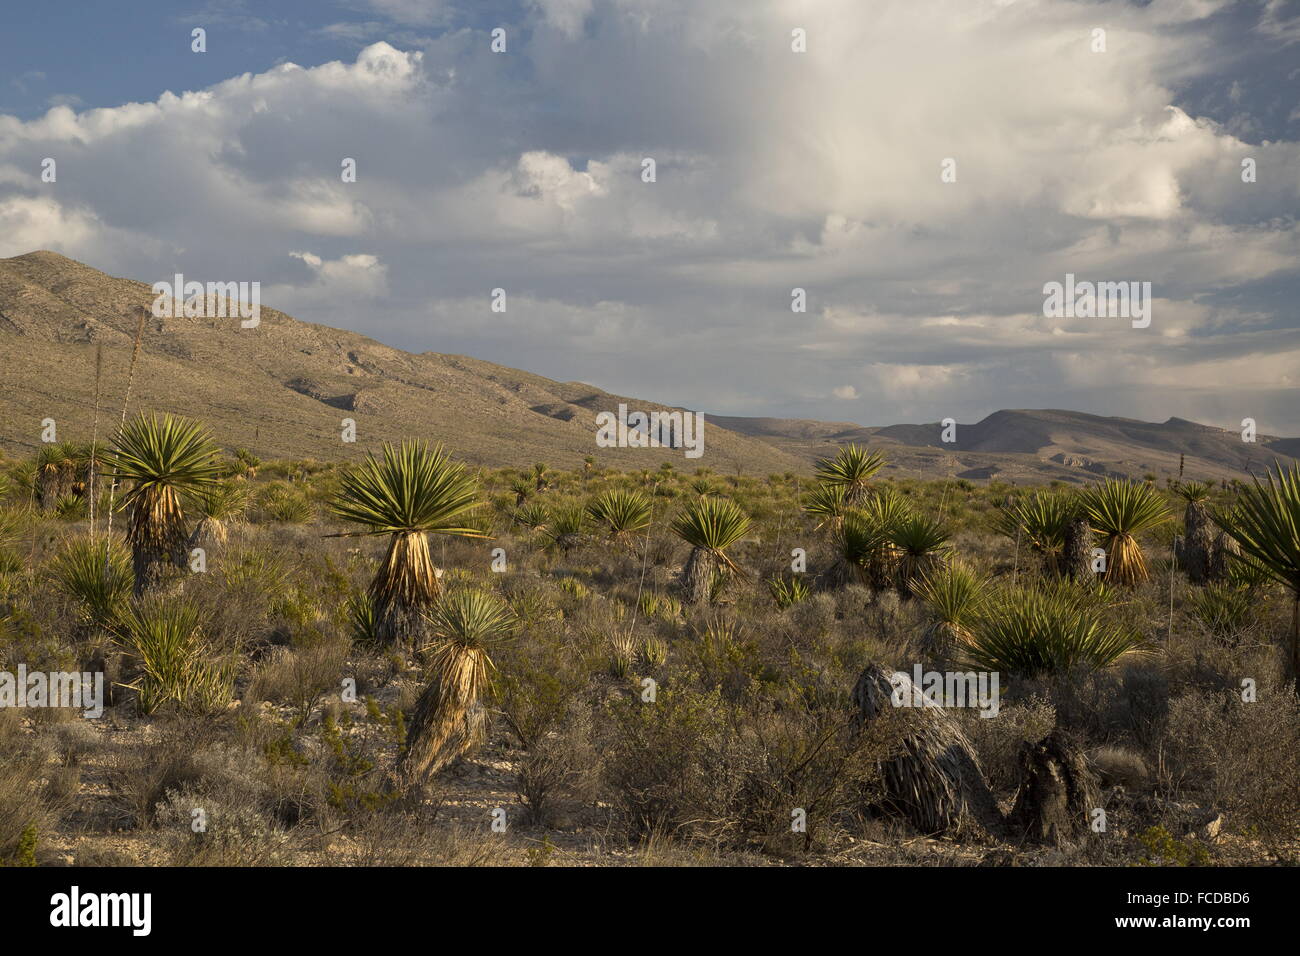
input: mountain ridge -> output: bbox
[1,250,1294,483]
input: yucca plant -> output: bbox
[1175,480,1216,584]
[344,592,381,646]
[188,479,249,552]
[1079,478,1169,585]
[670,496,750,604]
[1212,463,1300,692]
[103,413,222,596]
[856,487,911,588]
[511,501,549,532]
[545,503,588,553]
[113,597,233,715]
[768,573,812,609]
[328,442,487,647]
[49,536,132,630]
[1188,583,1256,644]
[801,481,848,533]
[34,441,94,510]
[586,489,652,544]
[399,589,516,784]
[961,585,1144,678]
[914,560,988,655]
[814,445,886,505]
[261,485,314,524]
[992,490,1075,574]
[826,509,890,588]
[890,513,952,598]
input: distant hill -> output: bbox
[1,251,1294,482]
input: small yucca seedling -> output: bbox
[607,632,639,678]
[261,485,314,524]
[670,496,750,604]
[814,445,886,505]
[114,597,233,715]
[345,592,381,645]
[49,536,132,629]
[54,494,88,521]
[400,588,517,784]
[642,634,668,668]
[1080,478,1169,585]
[1188,583,1255,643]
[558,576,590,601]
[962,586,1144,678]
[768,573,812,609]
[586,489,652,543]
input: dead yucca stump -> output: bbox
[1006,730,1098,846]
[1062,516,1095,582]
[851,664,1006,838]
[1176,485,1217,584]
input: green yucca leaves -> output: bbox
[189,480,249,521]
[961,585,1144,678]
[1081,478,1170,538]
[328,442,485,539]
[768,573,812,608]
[671,496,750,560]
[802,482,848,531]
[113,597,233,715]
[586,489,652,539]
[1177,481,1212,503]
[425,588,517,654]
[1213,464,1300,596]
[915,560,987,631]
[992,491,1074,563]
[103,413,222,504]
[511,501,549,531]
[1079,479,1169,585]
[814,445,886,503]
[49,536,132,627]
[890,513,952,597]
[1213,464,1300,690]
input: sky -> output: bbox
[0,0,1297,434]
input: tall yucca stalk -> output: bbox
[992,490,1075,574]
[814,445,886,505]
[104,413,221,596]
[328,442,487,647]
[400,589,516,784]
[1213,464,1300,693]
[802,481,848,532]
[670,496,750,604]
[1079,479,1169,585]
[586,489,652,543]
[962,585,1143,678]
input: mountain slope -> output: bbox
[0,251,1294,483]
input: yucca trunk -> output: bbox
[1179,500,1216,584]
[852,664,1006,837]
[1062,516,1094,582]
[1206,530,1239,583]
[1103,533,1147,585]
[371,530,441,646]
[128,485,189,596]
[680,546,720,604]
[188,516,229,554]
[400,646,488,783]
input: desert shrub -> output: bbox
[955,697,1057,793]
[156,788,293,865]
[247,641,349,722]
[514,700,600,826]
[0,747,52,864]
[1161,686,1300,846]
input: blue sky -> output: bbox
[0,0,1297,432]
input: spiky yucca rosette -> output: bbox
[329,441,488,648]
[400,589,516,784]
[670,495,750,605]
[1080,478,1169,586]
[104,413,222,596]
